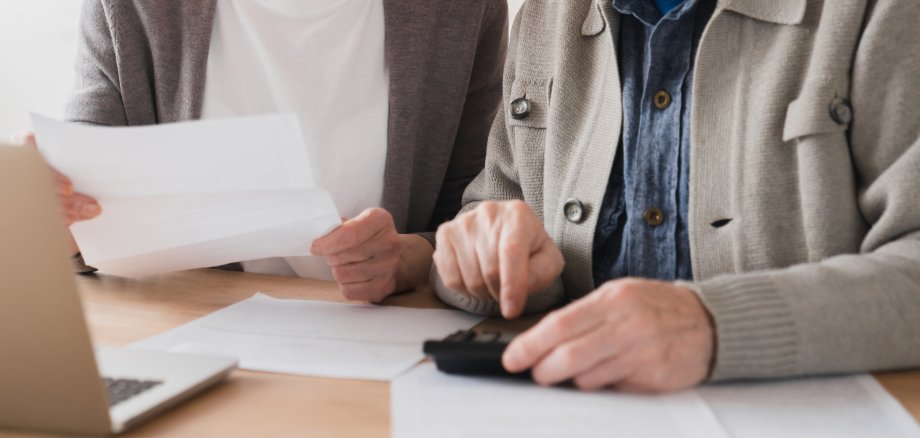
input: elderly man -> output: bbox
[433,0,920,393]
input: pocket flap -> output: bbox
[783,83,850,142]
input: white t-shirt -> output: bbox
[200,0,389,280]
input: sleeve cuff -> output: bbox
[682,273,800,382]
[430,264,566,317]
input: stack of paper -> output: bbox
[132,294,484,381]
[392,363,920,438]
[32,113,340,277]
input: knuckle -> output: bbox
[478,201,499,217]
[460,215,479,233]
[435,225,449,244]
[547,311,573,333]
[482,265,500,283]
[555,345,581,370]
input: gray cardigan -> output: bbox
[65,0,508,243]
[435,0,920,381]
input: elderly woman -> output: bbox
[17,0,507,302]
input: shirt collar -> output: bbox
[613,0,699,25]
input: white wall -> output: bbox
[0,1,526,141]
[509,0,525,21]
[0,0,82,140]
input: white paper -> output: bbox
[392,363,728,438]
[131,294,484,381]
[393,364,920,438]
[31,113,341,277]
[697,374,920,438]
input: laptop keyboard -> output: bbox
[103,377,164,406]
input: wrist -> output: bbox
[395,234,434,292]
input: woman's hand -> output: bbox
[503,278,715,393]
[11,132,101,225]
[312,208,433,303]
[433,200,564,319]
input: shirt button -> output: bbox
[510,98,532,120]
[653,90,672,110]
[564,198,586,224]
[643,208,665,226]
[829,97,853,125]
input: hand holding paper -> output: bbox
[31,114,341,277]
[10,131,102,225]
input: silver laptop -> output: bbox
[0,145,237,435]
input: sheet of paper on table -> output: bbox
[393,363,920,438]
[131,294,484,381]
[697,374,920,438]
[392,363,728,438]
[31,113,340,277]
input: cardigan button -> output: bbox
[563,199,586,224]
[510,98,532,120]
[829,97,853,125]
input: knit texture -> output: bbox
[434,0,920,381]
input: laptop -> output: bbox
[0,145,237,435]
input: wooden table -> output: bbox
[2,269,919,437]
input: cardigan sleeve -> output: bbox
[690,0,920,382]
[64,0,127,126]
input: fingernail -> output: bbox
[81,203,100,217]
[60,184,73,197]
[502,346,522,372]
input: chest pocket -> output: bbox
[783,81,852,142]
[507,78,552,129]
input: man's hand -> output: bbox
[11,132,101,225]
[503,279,714,393]
[312,208,433,303]
[433,200,564,319]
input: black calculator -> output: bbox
[423,330,529,377]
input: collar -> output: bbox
[582,0,608,36]
[718,0,807,25]
[582,0,806,36]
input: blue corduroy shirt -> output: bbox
[592,0,715,286]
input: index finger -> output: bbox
[312,208,390,255]
[502,296,606,373]
[498,222,531,319]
